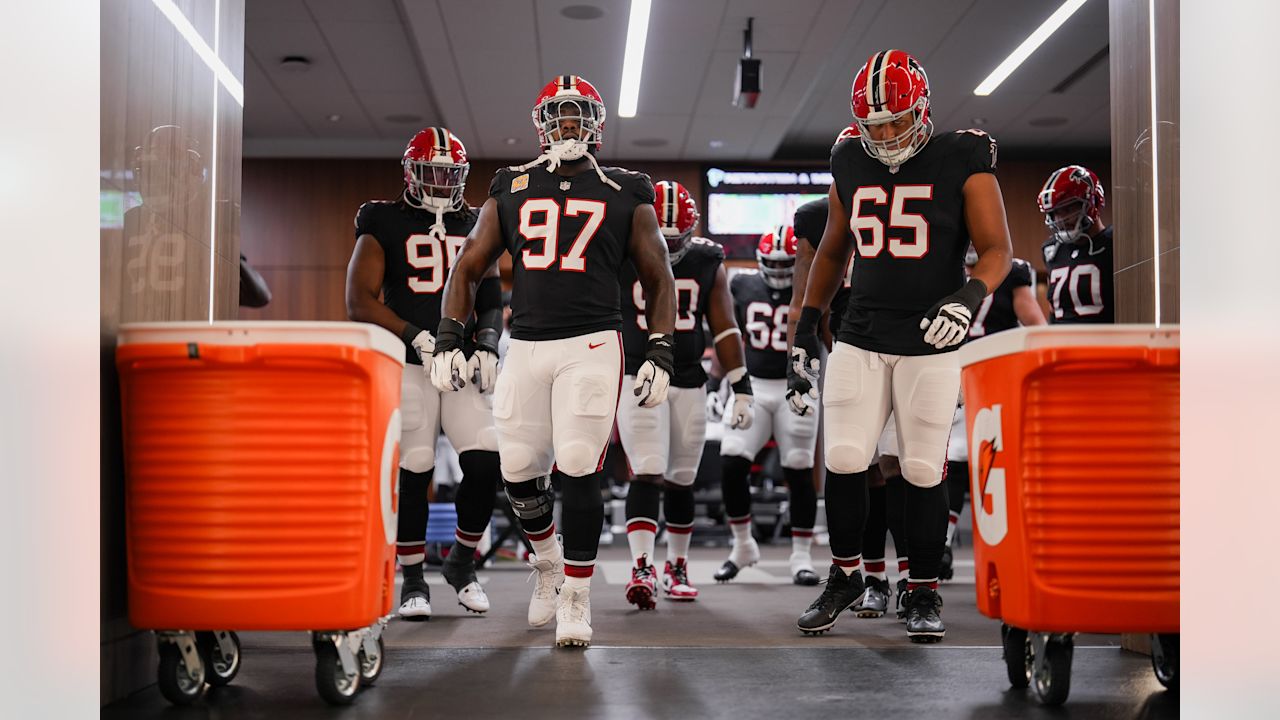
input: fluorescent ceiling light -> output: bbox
[617,0,652,118]
[973,0,1088,96]
[152,0,245,105]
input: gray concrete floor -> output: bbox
[103,541,1179,718]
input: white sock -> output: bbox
[529,528,562,563]
[666,524,693,565]
[626,518,657,565]
[729,516,754,546]
[563,574,592,591]
[791,530,813,558]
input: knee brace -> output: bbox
[504,475,555,534]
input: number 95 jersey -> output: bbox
[833,129,998,355]
[731,270,792,380]
[619,237,724,388]
[490,165,655,341]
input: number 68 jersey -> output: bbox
[619,237,724,388]
[731,270,791,380]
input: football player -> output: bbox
[1038,165,1114,323]
[714,226,821,586]
[345,128,504,620]
[617,181,752,609]
[789,50,1013,642]
[433,76,676,648]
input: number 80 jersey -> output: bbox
[731,270,792,380]
[619,237,724,388]
[490,165,656,341]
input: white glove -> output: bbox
[633,359,671,408]
[705,390,725,423]
[468,349,499,393]
[410,330,436,361]
[919,302,972,350]
[430,348,469,392]
[727,392,754,430]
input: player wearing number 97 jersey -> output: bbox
[347,127,505,621]
[616,180,753,609]
[790,49,1013,642]
[434,75,677,649]
[714,227,822,588]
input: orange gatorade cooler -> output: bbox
[117,322,402,632]
[955,325,1179,705]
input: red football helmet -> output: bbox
[531,75,606,158]
[850,50,932,169]
[1038,165,1105,244]
[403,127,469,213]
[654,180,699,264]
[757,225,798,289]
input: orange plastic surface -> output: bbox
[962,344,1179,634]
[117,341,400,631]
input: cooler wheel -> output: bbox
[1150,633,1179,691]
[156,633,205,705]
[1031,632,1074,706]
[1000,623,1031,689]
[197,630,241,687]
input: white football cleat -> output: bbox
[555,585,593,648]
[398,580,432,621]
[526,556,564,627]
[456,581,490,614]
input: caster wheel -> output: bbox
[1032,634,1073,706]
[198,631,241,687]
[314,640,360,705]
[359,635,385,687]
[1150,633,1179,692]
[1000,624,1031,689]
[157,641,205,705]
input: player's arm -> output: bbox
[787,237,816,346]
[468,257,505,391]
[1013,285,1047,326]
[706,265,754,428]
[963,173,1013,294]
[433,198,506,391]
[346,234,417,338]
[801,184,854,317]
[628,203,677,408]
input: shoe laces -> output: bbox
[667,561,690,586]
[633,559,656,584]
[807,571,852,612]
[562,587,590,624]
[527,559,561,599]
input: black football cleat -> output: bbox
[939,544,954,581]
[853,575,891,618]
[895,577,909,622]
[796,565,865,635]
[904,586,946,643]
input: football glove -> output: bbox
[430,317,470,392]
[469,326,500,393]
[633,334,674,408]
[725,367,754,430]
[786,306,823,416]
[919,279,987,350]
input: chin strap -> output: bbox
[508,141,621,191]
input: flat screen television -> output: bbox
[703,166,830,259]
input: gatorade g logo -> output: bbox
[380,410,402,546]
[970,404,1008,546]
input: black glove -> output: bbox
[919,278,987,350]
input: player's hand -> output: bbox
[468,349,499,393]
[430,317,469,392]
[725,367,754,429]
[919,279,988,350]
[634,334,674,408]
[791,307,823,381]
[705,390,725,423]
[786,361,818,416]
[409,330,436,361]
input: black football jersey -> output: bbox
[354,198,478,364]
[490,164,656,341]
[969,258,1034,338]
[1042,226,1115,324]
[793,196,853,336]
[731,271,792,379]
[831,129,998,355]
[620,237,724,388]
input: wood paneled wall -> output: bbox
[240,154,1109,321]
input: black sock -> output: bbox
[663,483,695,527]
[560,472,605,565]
[626,479,662,524]
[905,482,949,581]
[720,455,754,520]
[783,467,817,530]
[396,468,433,564]
[946,461,968,516]
[885,473,908,562]
[455,451,500,540]
[824,470,868,560]
[863,482,888,565]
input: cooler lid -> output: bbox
[118,321,406,365]
[956,324,1179,369]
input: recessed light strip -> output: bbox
[151,0,244,106]
[618,0,652,118]
[207,0,221,322]
[1148,0,1161,327]
[973,0,1089,96]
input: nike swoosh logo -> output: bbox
[589,342,605,350]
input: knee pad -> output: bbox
[504,475,555,522]
[555,440,600,477]
[476,425,500,453]
[498,442,539,481]
[720,434,750,460]
[901,458,944,488]
[667,469,696,487]
[781,449,815,470]
[400,446,435,474]
[825,441,872,475]
[629,454,666,477]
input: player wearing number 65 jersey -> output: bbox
[616,181,752,609]
[434,75,676,648]
[1038,164,1114,324]
[714,226,822,587]
[789,50,1012,642]
[346,127,505,621]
